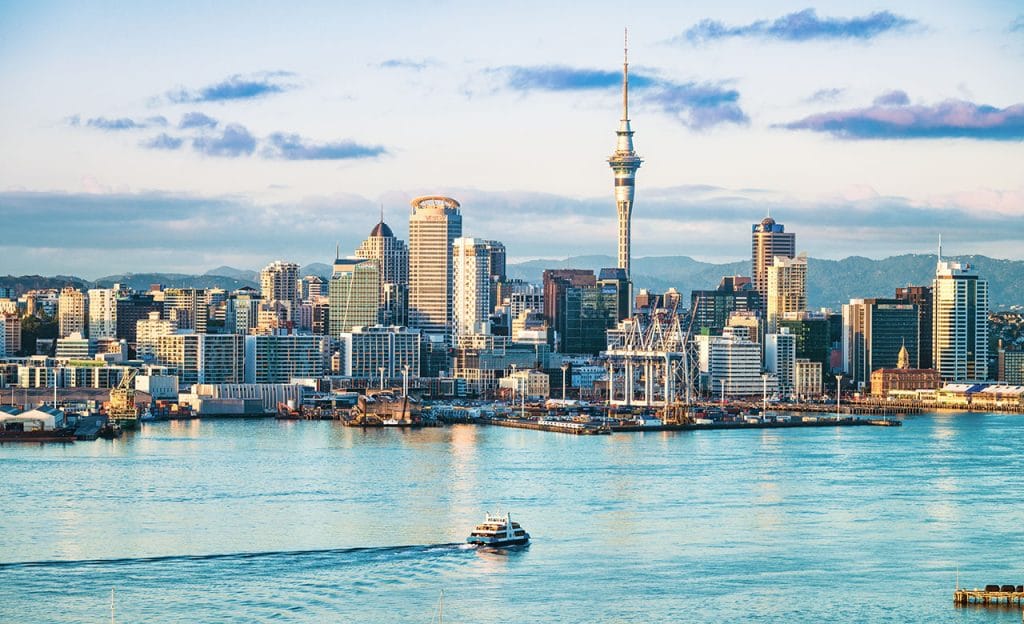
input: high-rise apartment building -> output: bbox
[932,261,988,381]
[87,288,118,339]
[751,216,796,301]
[1,314,20,356]
[608,35,641,279]
[337,325,421,380]
[58,287,87,338]
[452,237,492,340]
[162,288,208,333]
[115,293,161,346]
[156,333,244,388]
[709,327,769,398]
[765,329,797,398]
[328,258,380,337]
[766,254,807,333]
[408,196,462,341]
[136,311,178,360]
[259,261,300,322]
[895,285,934,369]
[243,334,328,384]
[842,298,919,388]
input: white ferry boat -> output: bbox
[466,512,530,547]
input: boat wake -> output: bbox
[0,543,465,570]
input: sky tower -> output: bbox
[608,28,642,279]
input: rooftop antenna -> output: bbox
[622,27,629,121]
[380,202,384,224]
[335,242,340,261]
[937,234,943,264]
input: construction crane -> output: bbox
[107,368,139,430]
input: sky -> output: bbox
[0,0,1022,278]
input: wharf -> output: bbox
[612,417,900,432]
[74,416,105,440]
[479,418,609,435]
[954,587,1024,606]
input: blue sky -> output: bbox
[0,1,1022,278]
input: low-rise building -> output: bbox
[499,369,550,400]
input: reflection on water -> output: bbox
[1,414,1023,623]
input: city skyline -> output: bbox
[1,1,1022,277]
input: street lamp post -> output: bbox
[509,364,517,415]
[561,363,569,401]
[720,379,726,406]
[402,365,410,398]
[835,375,843,417]
[379,367,386,391]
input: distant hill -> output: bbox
[508,254,1024,310]
[0,274,90,296]
[301,263,333,279]
[204,266,258,282]
[93,273,258,292]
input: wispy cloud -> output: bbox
[165,71,296,103]
[140,133,184,150]
[489,65,747,129]
[179,112,218,129]
[806,88,846,103]
[677,8,917,44]
[376,58,435,71]
[78,116,168,131]
[261,133,387,160]
[782,95,1024,140]
[872,90,910,106]
[192,124,257,157]
[1011,16,1024,32]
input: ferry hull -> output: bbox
[466,536,530,547]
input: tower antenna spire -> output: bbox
[938,233,943,265]
[622,27,629,121]
[380,202,384,224]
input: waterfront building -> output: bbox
[607,35,641,280]
[842,298,919,389]
[259,260,300,322]
[895,285,934,369]
[870,343,942,396]
[778,311,831,375]
[336,325,421,380]
[243,334,328,384]
[55,332,97,359]
[87,288,118,339]
[766,254,807,334]
[184,383,304,414]
[499,369,550,401]
[58,287,87,338]
[708,327,769,398]
[765,329,796,398]
[794,358,823,399]
[452,237,493,341]
[452,333,548,397]
[932,260,989,382]
[997,342,1024,384]
[691,276,761,334]
[115,293,160,347]
[328,258,380,337]
[162,288,208,334]
[751,216,796,301]
[1,313,21,356]
[408,195,462,343]
[155,333,244,388]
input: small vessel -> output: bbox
[466,512,530,547]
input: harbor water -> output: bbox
[1,412,1022,622]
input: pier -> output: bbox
[954,586,1024,606]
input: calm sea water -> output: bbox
[1,413,1022,623]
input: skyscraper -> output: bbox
[608,31,641,280]
[355,212,409,326]
[162,288,208,333]
[259,260,300,322]
[932,260,988,381]
[328,258,380,337]
[452,237,492,340]
[408,196,462,341]
[895,285,934,369]
[766,254,807,333]
[842,298,919,388]
[751,216,796,301]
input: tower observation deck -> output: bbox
[608,29,642,280]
